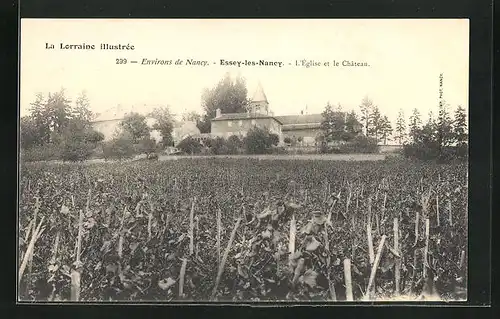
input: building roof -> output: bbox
[282,123,322,131]
[275,114,324,125]
[251,82,268,103]
[211,112,283,124]
[93,104,161,122]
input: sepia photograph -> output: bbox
[18,19,469,302]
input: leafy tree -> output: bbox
[28,93,51,144]
[182,111,202,123]
[198,73,249,133]
[20,116,40,149]
[177,136,203,155]
[453,105,468,145]
[205,137,227,155]
[149,106,174,147]
[269,133,280,146]
[45,89,72,138]
[380,115,393,145]
[138,137,157,155]
[436,101,454,152]
[120,112,150,143]
[359,96,374,136]
[72,91,95,124]
[345,110,361,138]
[103,131,135,160]
[226,135,243,154]
[244,127,273,154]
[367,105,383,142]
[321,102,346,142]
[408,108,422,143]
[394,109,407,144]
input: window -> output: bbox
[251,119,256,125]
[228,121,233,127]
[238,120,243,127]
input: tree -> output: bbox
[138,137,157,155]
[269,133,280,146]
[359,96,374,136]
[394,109,407,144]
[436,101,454,152]
[120,112,150,143]
[408,108,422,143]
[321,102,346,142]
[20,116,40,149]
[177,136,202,155]
[244,127,274,154]
[345,110,361,138]
[182,111,202,123]
[380,115,393,145]
[103,131,135,160]
[72,91,95,124]
[226,135,243,154]
[198,73,249,133]
[453,105,468,145]
[149,106,174,147]
[28,93,51,145]
[367,105,383,142]
[44,89,72,139]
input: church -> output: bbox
[91,83,360,148]
[200,83,334,146]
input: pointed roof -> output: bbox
[251,82,268,103]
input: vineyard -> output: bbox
[18,158,467,302]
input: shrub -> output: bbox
[138,137,157,155]
[243,127,274,154]
[21,144,61,162]
[102,134,135,160]
[177,136,203,155]
[338,135,379,154]
[226,135,243,154]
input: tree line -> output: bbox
[20,88,177,161]
[316,74,468,160]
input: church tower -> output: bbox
[248,82,269,115]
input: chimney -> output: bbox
[216,108,221,118]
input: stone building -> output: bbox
[91,104,200,144]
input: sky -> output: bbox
[20,19,469,124]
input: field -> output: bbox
[18,158,467,302]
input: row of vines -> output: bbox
[18,159,467,301]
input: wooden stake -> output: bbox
[216,209,221,266]
[50,231,60,264]
[344,259,354,301]
[289,214,296,254]
[18,216,45,283]
[189,198,196,255]
[423,218,430,278]
[211,217,241,300]
[459,250,466,271]
[179,258,188,298]
[436,195,440,227]
[393,218,400,296]
[365,235,387,299]
[367,198,374,265]
[70,269,81,301]
[448,200,453,237]
[76,209,84,265]
[414,210,420,245]
[117,206,127,259]
[324,223,336,301]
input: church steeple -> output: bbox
[248,82,269,115]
